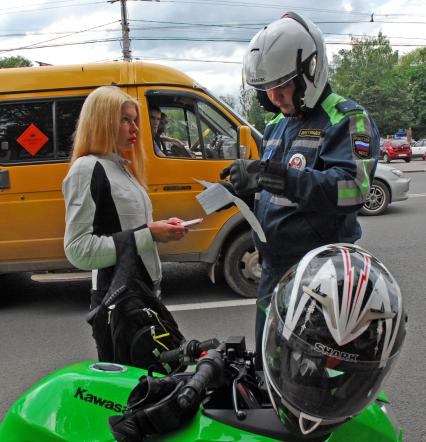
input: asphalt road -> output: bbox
[1,159,425,441]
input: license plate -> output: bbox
[399,154,407,157]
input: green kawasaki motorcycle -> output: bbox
[0,244,406,441]
[0,336,402,442]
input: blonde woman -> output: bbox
[62,86,187,357]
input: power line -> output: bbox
[15,21,120,52]
[0,29,121,37]
[0,0,86,12]
[1,26,424,46]
[0,38,122,54]
[0,0,105,16]
[3,0,426,19]
[133,55,241,63]
[2,35,424,54]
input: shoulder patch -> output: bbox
[352,134,371,158]
[298,129,322,138]
[336,100,364,114]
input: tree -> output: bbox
[238,86,274,133]
[330,33,413,137]
[0,56,32,68]
[238,85,253,119]
[247,94,274,133]
[219,94,237,110]
[400,49,426,138]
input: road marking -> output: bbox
[167,299,256,312]
[408,193,426,198]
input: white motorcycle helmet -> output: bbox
[262,244,406,437]
[243,12,329,113]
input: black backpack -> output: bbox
[87,230,185,374]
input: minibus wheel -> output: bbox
[223,231,260,298]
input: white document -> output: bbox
[194,179,267,243]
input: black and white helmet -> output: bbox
[243,12,328,112]
[262,244,406,437]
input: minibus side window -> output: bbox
[148,95,238,160]
[0,98,84,164]
[197,101,238,160]
[0,102,53,163]
[56,99,85,159]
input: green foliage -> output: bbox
[399,48,426,66]
[247,94,273,133]
[238,34,425,139]
[330,34,426,138]
[330,33,415,137]
[219,94,237,110]
[239,86,274,132]
[0,56,32,68]
[400,49,426,138]
[238,85,252,119]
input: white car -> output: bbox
[411,139,426,160]
[360,163,411,216]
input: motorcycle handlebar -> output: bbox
[158,338,220,363]
[177,349,225,410]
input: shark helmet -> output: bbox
[262,244,406,437]
[243,12,328,114]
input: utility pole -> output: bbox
[109,0,132,61]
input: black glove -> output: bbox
[258,161,287,195]
[219,180,236,196]
[220,160,261,196]
[109,374,197,441]
[216,181,236,211]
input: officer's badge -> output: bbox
[289,153,306,170]
[352,134,371,158]
[298,129,322,138]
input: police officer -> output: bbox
[221,12,380,367]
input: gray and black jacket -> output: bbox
[63,153,161,292]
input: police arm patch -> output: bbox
[352,134,371,158]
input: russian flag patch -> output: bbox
[352,134,371,158]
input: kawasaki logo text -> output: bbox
[74,387,127,413]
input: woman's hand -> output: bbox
[148,219,188,243]
[165,217,184,225]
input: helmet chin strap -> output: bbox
[292,48,308,115]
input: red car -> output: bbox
[381,139,412,163]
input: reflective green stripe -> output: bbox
[356,114,365,133]
[337,159,375,206]
[321,93,346,125]
[359,160,372,195]
[321,93,369,129]
[338,186,364,203]
[338,187,362,201]
[266,113,284,126]
[349,113,369,134]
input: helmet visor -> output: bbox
[246,71,297,91]
[262,297,400,420]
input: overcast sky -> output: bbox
[1,0,425,98]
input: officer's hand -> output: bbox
[220,165,232,180]
[223,160,262,196]
[219,181,235,195]
[215,181,236,211]
[259,161,287,195]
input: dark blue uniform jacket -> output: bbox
[254,88,380,265]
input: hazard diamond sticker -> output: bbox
[17,123,49,156]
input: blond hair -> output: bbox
[71,86,145,186]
